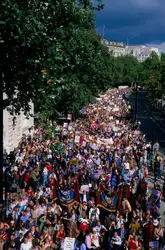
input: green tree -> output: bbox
[141,52,161,99]
[117,55,139,85]
[1,0,103,115]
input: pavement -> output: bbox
[128,91,165,225]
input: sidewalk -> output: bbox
[147,170,165,227]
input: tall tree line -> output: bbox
[139,52,165,102]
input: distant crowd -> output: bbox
[1,87,165,250]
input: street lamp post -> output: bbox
[134,76,138,122]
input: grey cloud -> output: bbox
[146,43,165,52]
[96,0,165,45]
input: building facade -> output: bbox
[103,40,126,57]
[103,39,160,62]
[3,102,34,154]
[125,45,161,62]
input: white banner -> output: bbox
[64,237,75,250]
[74,135,80,143]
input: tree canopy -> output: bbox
[139,52,165,101]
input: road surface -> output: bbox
[128,91,165,223]
[128,90,165,153]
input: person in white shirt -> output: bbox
[89,204,100,223]
[20,237,32,250]
[19,225,28,236]
[95,220,107,234]
[21,196,28,207]
[116,215,125,230]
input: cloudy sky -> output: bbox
[95,0,165,51]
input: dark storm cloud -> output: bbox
[95,0,165,48]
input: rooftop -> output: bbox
[103,39,125,48]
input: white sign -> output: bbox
[64,237,75,250]
[119,85,128,89]
[15,157,23,162]
[74,135,80,143]
[81,185,89,192]
[63,123,68,128]
[67,114,72,120]
[112,125,119,132]
[113,107,119,112]
[68,125,72,131]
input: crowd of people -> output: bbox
[1,87,165,250]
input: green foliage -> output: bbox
[115,55,139,86]
[1,0,103,115]
[140,51,165,100]
[2,0,164,118]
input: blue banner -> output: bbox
[53,178,80,206]
[101,191,118,210]
[58,188,75,204]
[110,173,118,186]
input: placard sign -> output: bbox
[67,114,72,120]
[74,135,80,143]
[63,123,68,128]
[149,241,159,250]
[64,237,75,250]
[70,160,78,165]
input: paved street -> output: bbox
[128,90,165,152]
[128,91,165,225]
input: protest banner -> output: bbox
[68,125,72,131]
[82,141,86,147]
[70,160,78,165]
[63,123,68,128]
[136,180,148,196]
[148,189,161,209]
[122,185,131,199]
[67,114,72,121]
[64,237,75,250]
[96,184,122,212]
[149,241,159,250]
[74,135,80,143]
[110,173,118,187]
[81,185,89,192]
[53,178,80,206]
[113,107,119,112]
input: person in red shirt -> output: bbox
[143,219,154,248]
[24,171,30,188]
[26,186,34,198]
[144,210,152,221]
[129,237,138,250]
[46,162,52,172]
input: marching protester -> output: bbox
[1,87,165,250]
